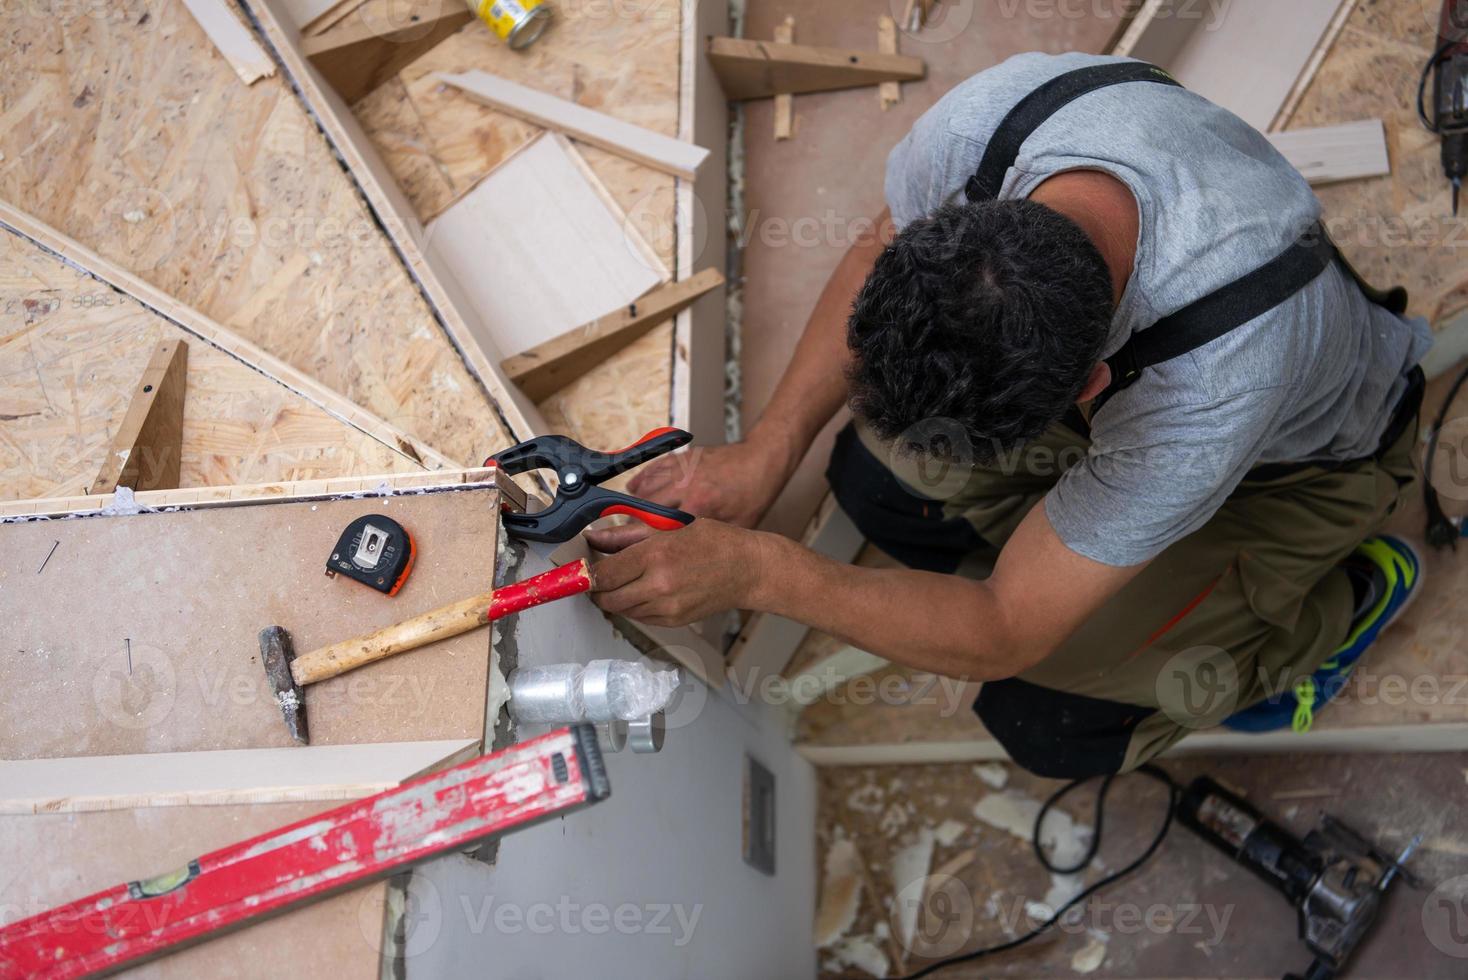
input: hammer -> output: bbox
[258,559,592,744]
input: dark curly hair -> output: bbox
[846,200,1114,463]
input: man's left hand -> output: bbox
[586,519,767,627]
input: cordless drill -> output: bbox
[1176,777,1425,980]
[1427,0,1468,214]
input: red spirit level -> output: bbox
[0,726,609,979]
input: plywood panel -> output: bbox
[0,486,502,759]
[0,1,513,466]
[424,134,664,358]
[0,231,419,501]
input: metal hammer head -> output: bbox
[259,625,308,745]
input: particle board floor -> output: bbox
[0,226,419,501]
[0,1,514,469]
[815,752,1468,979]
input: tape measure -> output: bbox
[326,516,415,596]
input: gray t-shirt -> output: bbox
[885,52,1433,566]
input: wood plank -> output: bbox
[90,339,188,494]
[877,15,900,111]
[304,0,473,104]
[0,485,504,756]
[182,0,277,85]
[0,466,523,518]
[0,740,478,814]
[245,0,550,443]
[673,0,732,445]
[773,17,795,140]
[437,70,711,180]
[502,268,726,401]
[424,133,666,360]
[1266,119,1390,186]
[707,37,926,101]
[0,200,455,470]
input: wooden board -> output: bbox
[182,0,277,84]
[705,38,926,101]
[502,268,725,401]
[0,1,517,467]
[303,0,473,104]
[0,739,478,814]
[88,339,189,494]
[0,485,504,758]
[1266,119,1391,186]
[0,466,521,518]
[0,228,423,502]
[1117,0,1347,132]
[423,133,666,360]
[438,70,711,180]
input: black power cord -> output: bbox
[893,765,1181,980]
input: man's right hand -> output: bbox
[624,438,794,529]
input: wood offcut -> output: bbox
[706,37,926,101]
[89,340,188,495]
[503,269,726,400]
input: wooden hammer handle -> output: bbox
[289,559,592,687]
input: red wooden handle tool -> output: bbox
[290,560,592,686]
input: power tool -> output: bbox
[1176,776,1426,980]
[1421,0,1468,215]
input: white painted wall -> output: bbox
[402,543,819,980]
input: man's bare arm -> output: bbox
[615,210,896,530]
[590,498,1145,680]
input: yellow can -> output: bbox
[473,0,552,50]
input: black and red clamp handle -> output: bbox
[487,428,696,543]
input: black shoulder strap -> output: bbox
[1103,222,1339,395]
[964,61,1181,203]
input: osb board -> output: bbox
[0,228,418,502]
[352,10,682,451]
[0,2,513,467]
[0,802,386,979]
[1283,0,1468,325]
[0,486,502,759]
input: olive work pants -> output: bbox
[826,374,1422,779]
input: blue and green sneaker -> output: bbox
[1222,535,1423,734]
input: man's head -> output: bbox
[847,200,1115,463]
